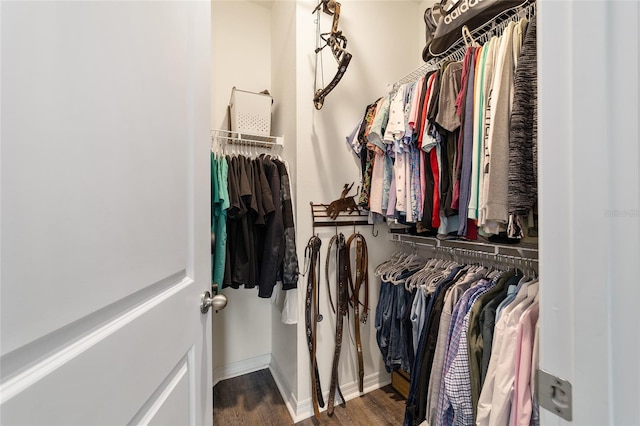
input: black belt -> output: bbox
[346,232,369,393]
[325,233,348,416]
[304,235,324,419]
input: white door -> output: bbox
[538,0,639,424]
[0,1,212,425]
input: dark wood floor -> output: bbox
[213,369,406,425]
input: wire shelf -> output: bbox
[210,129,284,152]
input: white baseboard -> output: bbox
[291,370,392,423]
[268,356,298,423]
[212,353,271,387]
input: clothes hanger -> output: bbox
[388,253,424,282]
[379,253,404,277]
[224,138,230,157]
[380,253,410,281]
[375,251,403,276]
[404,257,437,289]
[525,257,538,280]
[455,249,482,277]
[385,252,410,274]
[404,261,430,290]
[462,25,480,48]
[217,138,223,158]
[407,254,448,290]
[415,261,445,291]
[382,250,408,268]
[418,253,457,292]
[387,245,425,283]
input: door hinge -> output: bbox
[537,369,573,421]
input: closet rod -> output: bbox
[393,1,536,89]
[210,129,284,150]
[390,233,538,260]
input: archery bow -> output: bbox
[312,0,352,110]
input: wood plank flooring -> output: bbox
[294,384,406,426]
[213,369,292,426]
[213,369,406,425]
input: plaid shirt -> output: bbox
[436,276,498,426]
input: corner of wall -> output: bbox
[269,354,299,422]
[270,0,299,401]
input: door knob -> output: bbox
[200,291,228,314]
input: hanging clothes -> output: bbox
[372,250,539,426]
[346,16,536,243]
[224,155,250,289]
[257,156,283,297]
[508,16,538,238]
[274,158,299,290]
[476,280,539,426]
[480,21,517,235]
[217,153,299,299]
[357,101,380,208]
[211,153,229,288]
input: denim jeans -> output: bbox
[375,272,415,374]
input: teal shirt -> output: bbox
[212,154,229,288]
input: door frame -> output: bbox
[538,1,639,424]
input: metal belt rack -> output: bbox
[310,202,378,236]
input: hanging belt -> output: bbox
[304,235,324,419]
[325,233,348,416]
[346,232,369,393]
[325,234,339,315]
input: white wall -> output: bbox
[270,0,299,407]
[211,1,272,130]
[211,0,273,382]
[293,0,422,420]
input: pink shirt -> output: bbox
[512,301,539,426]
[477,280,539,426]
[419,150,426,220]
[408,76,425,131]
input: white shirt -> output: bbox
[385,85,407,142]
[476,280,539,426]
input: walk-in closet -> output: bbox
[1,0,637,424]
[210,1,639,425]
